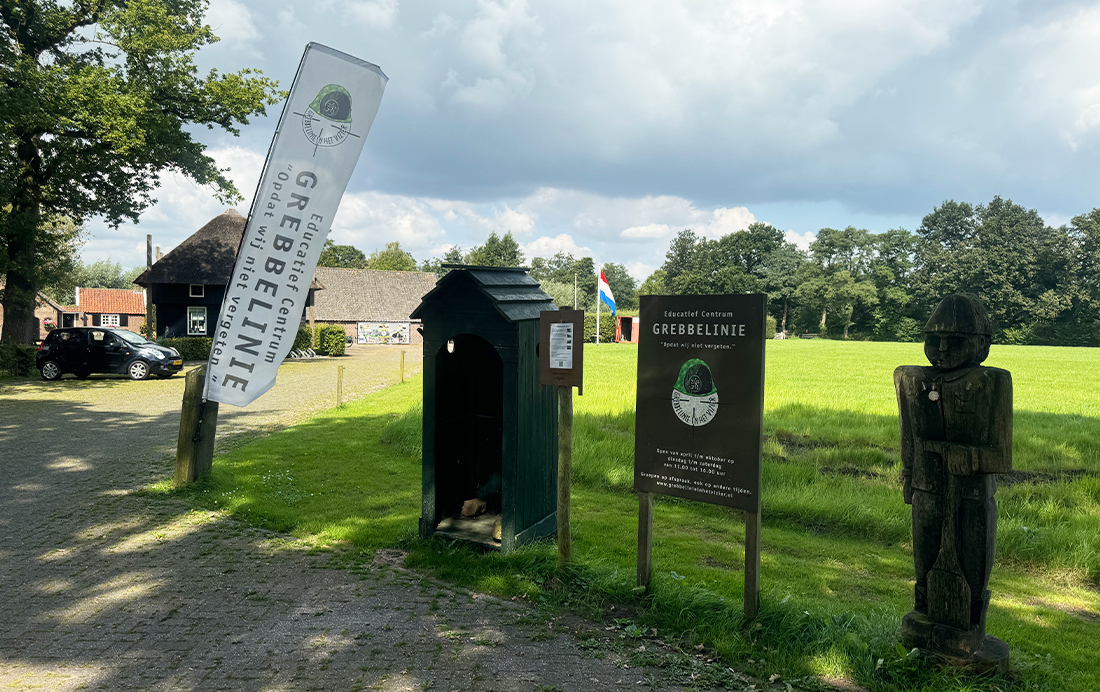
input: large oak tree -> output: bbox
[1,0,281,342]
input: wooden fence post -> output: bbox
[174,365,219,487]
[337,364,344,406]
[400,350,405,383]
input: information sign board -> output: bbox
[634,294,766,513]
[539,308,584,393]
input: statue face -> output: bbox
[924,331,982,371]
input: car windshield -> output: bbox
[115,331,152,345]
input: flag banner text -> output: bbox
[205,43,387,406]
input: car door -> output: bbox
[43,330,75,370]
[102,332,131,373]
[85,329,111,374]
[58,330,89,372]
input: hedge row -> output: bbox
[314,324,346,356]
[0,344,37,377]
[293,325,313,351]
[583,312,616,343]
[154,325,346,362]
[157,337,213,361]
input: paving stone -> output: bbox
[0,351,698,691]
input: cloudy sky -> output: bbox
[83,0,1100,281]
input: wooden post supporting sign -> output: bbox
[540,307,585,568]
[637,491,654,586]
[558,385,573,567]
[744,506,761,619]
[175,364,219,487]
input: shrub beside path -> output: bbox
[0,347,686,691]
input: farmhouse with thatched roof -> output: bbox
[135,209,437,343]
[133,209,250,338]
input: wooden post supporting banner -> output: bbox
[174,365,219,487]
[145,234,153,336]
[637,491,654,588]
[744,506,761,619]
[337,364,344,407]
[557,385,573,568]
[400,350,405,383]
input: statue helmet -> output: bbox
[924,293,992,335]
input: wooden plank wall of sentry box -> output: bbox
[410,265,560,552]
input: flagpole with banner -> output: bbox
[597,267,616,344]
[203,43,387,407]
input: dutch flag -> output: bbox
[598,268,616,315]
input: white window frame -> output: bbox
[101,314,120,326]
[189,284,205,298]
[187,306,208,335]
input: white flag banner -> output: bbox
[204,43,387,406]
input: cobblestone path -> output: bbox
[0,350,684,691]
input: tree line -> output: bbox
[322,231,640,314]
[646,197,1100,346]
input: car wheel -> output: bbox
[75,371,91,379]
[40,361,63,381]
[127,360,150,380]
[155,373,174,379]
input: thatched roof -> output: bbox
[134,209,245,286]
[313,267,437,322]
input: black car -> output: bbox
[37,327,184,381]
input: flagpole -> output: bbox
[596,289,600,344]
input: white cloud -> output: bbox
[626,261,655,282]
[621,223,671,240]
[342,0,400,30]
[784,229,816,251]
[205,0,259,43]
[522,233,591,259]
[697,207,756,239]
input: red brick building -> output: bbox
[63,287,147,333]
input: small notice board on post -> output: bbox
[634,294,766,617]
[539,308,584,394]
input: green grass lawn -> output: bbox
[168,339,1100,691]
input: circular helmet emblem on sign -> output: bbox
[671,358,719,426]
[302,84,354,148]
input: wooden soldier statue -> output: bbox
[894,293,1011,670]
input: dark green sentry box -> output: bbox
[410,265,560,552]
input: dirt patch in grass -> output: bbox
[1029,598,1100,623]
[998,469,1092,486]
[700,555,742,571]
[819,466,885,481]
[774,431,834,454]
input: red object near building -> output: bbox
[616,316,640,343]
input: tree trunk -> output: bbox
[844,305,854,339]
[781,299,788,336]
[819,306,827,330]
[1,136,44,345]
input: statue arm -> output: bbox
[894,367,915,504]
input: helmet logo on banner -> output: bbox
[300,84,358,152]
[671,358,719,426]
